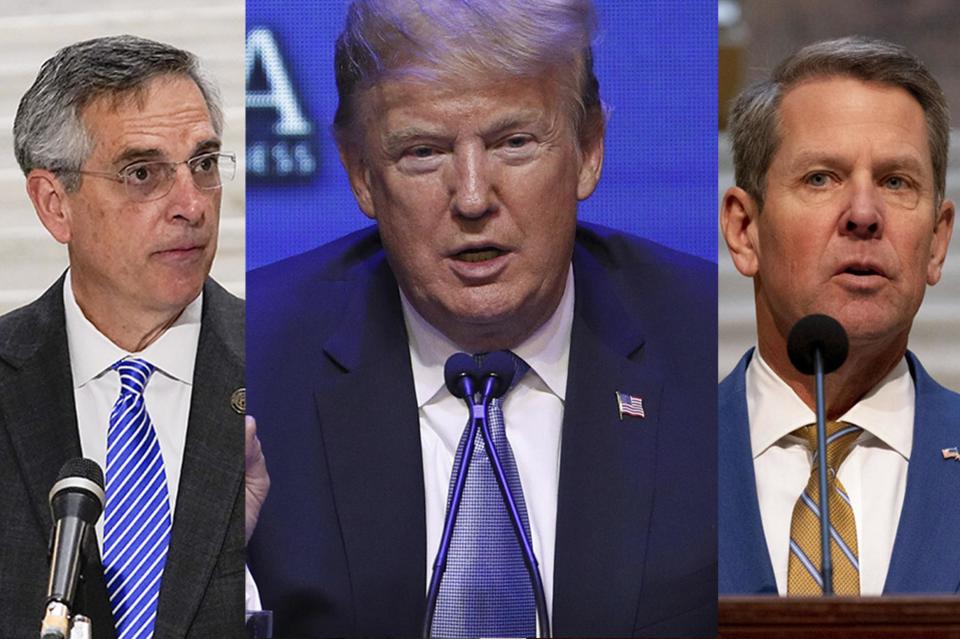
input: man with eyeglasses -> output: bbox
[0,36,244,637]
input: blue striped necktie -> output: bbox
[103,358,172,639]
[432,352,536,638]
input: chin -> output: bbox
[154,280,205,311]
[832,311,909,347]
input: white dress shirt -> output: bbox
[65,271,201,550]
[402,266,575,621]
[746,348,913,595]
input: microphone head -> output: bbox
[481,351,516,398]
[787,314,849,375]
[49,458,105,524]
[443,352,478,398]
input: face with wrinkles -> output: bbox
[342,74,603,350]
[54,74,221,322]
[724,76,954,350]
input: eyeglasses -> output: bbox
[64,151,237,202]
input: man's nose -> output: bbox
[166,164,208,224]
[450,145,496,219]
[838,178,884,239]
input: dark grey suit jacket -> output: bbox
[0,276,245,638]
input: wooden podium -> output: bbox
[720,595,960,638]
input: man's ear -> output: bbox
[927,198,955,285]
[338,145,377,220]
[26,169,72,244]
[720,186,761,277]
[576,125,604,201]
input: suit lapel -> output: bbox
[0,277,116,637]
[315,257,426,635]
[718,350,778,594]
[0,280,81,544]
[884,353,960,593]
[155,281,245,637]
[552,246,659,636]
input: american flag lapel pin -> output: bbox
[942,447,960,461]
[616,391,645,420]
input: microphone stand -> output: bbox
[423,359,551,638]
[813,349,833,595]
[40,601,94,638]
[475,377,551,638]
[421,376,479,639]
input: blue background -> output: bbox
[246,0,718,270]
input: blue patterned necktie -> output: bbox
[102,358,172,639]
[432,352,537,638]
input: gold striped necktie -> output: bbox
[787,420,862,596]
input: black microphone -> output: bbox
[786,314,849,596]
[443,352,478,399]
[41,458,105,639]
[477,350,515,399]
[787,314,848,375]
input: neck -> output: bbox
[70,277,187,352]
[758,328,907,419]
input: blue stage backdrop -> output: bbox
[246,0,717,270]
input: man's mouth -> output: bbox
[454,247,506,263]
[844,266,881,276]
[837,259,886,278]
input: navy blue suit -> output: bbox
[719,348,960,594]
[248,223,717,637]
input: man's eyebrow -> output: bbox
[112,138,222,166]
[479,111,544,140]
[113,147,164,166]
[381,111,547,153]
[786,150,930,179]
[381,127,446,153]
[193,138,222,155]
[874,155,927,176]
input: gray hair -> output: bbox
[729,36,950,208]
[14,35,223,191]
[333,0,602,150]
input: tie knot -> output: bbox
[474,350,530,395]
[794,420,862,471]
[112,357,155,396]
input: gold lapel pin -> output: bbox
[231,388,246,415]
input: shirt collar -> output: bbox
[64,270,203,388]
[401,265,574,407]
[746,348,913,460]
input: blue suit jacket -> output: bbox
[248,223,717,637]
[719,348,960,594]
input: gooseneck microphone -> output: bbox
[473,352,550,638]
[423,354,482,639]
[41,458,105,639]
[423,352,550,638]
[787,314,849,595]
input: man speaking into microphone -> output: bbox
[719,37,959,595]
[0,36,244,637]
[246,0,717,636]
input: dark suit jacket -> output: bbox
[248,223,718,637]
[719,348,960,594]
[0,276,245,638]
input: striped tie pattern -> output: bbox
[787,420,862,596]
[102,358,172,639]
[432,353,536,638]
